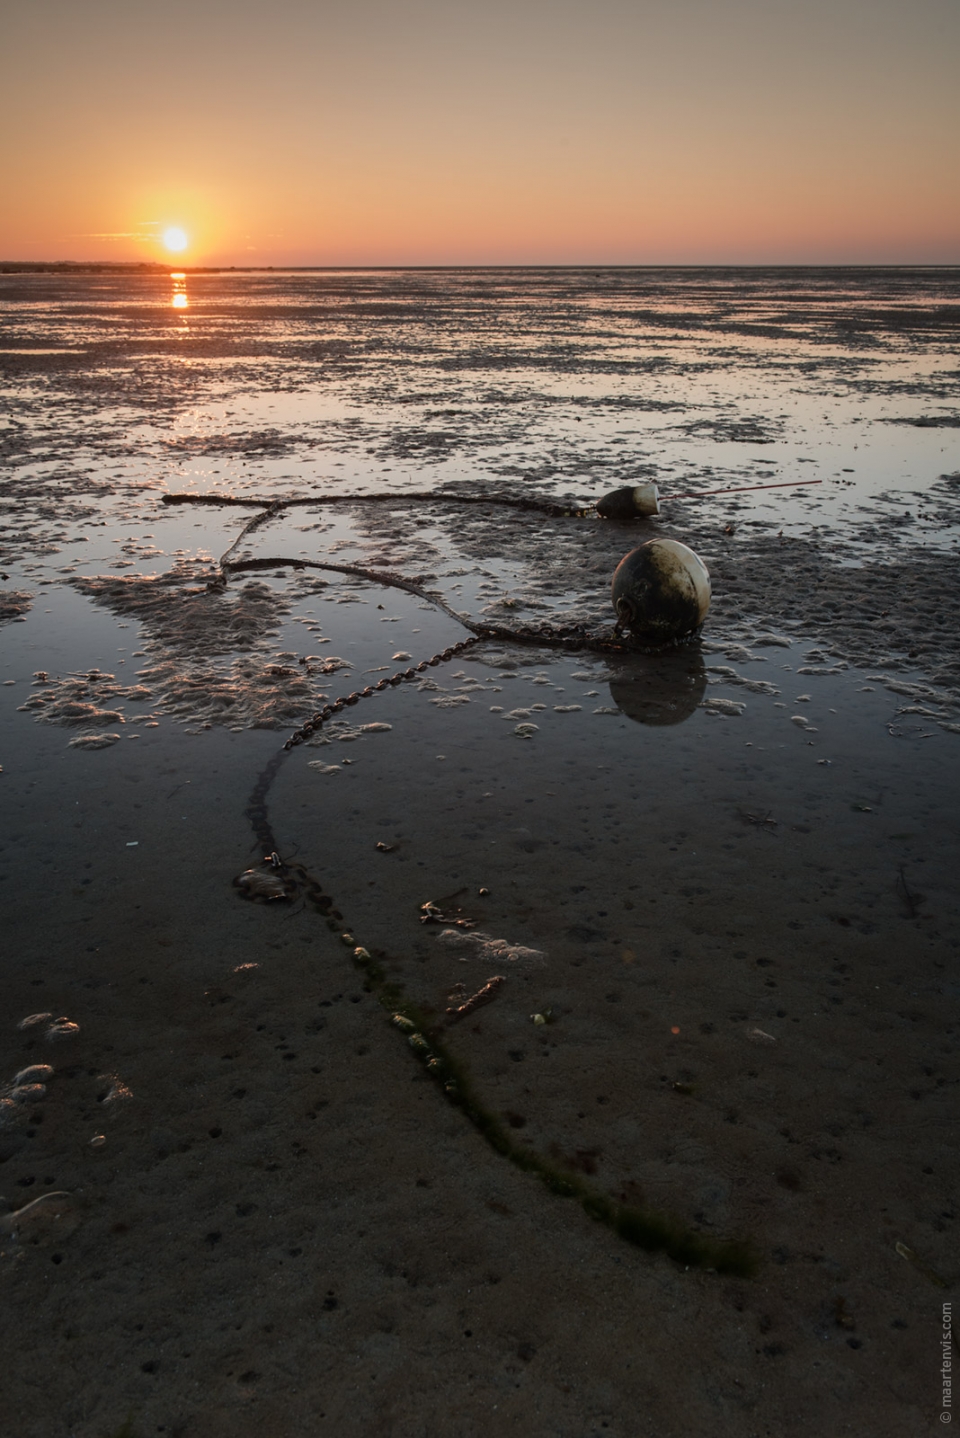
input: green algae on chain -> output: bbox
[283,636,482,751]
[162,489,591,519]
[104,1418,140,1438]
[225,517,749,1272]
[239,652,758,1278]
[240,843,760,1278]
[353,946,759,1278]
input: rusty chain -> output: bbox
[204,486,700,847]
[282,635,482,752]
[163,490,589,520]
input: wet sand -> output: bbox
[0,268,958,1436]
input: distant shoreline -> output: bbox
[1,261,958,275]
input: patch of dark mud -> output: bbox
[670,417,784,445]
[434,347,717,378]
[164,428,301,459]
[869,473,960,537]
[883,414,960,429]
[400,497,960,729]
[840,377,960,401]
[489,451,658,490]
[374,422,504,463]
[698,531,960,732]
[567,392,687,413]
[0,494,111,566]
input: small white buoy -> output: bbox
[596,483,661,520]
[597,476,823,519]
[611,539,710,644]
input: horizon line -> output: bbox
[2,260,959,274]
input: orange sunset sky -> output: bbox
[2,0,958,267]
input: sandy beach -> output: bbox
[0,266,958,1437]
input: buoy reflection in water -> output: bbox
[607,650,707,726]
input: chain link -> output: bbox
[163,491,589,520]
[282,636,482,752]
[280,620,701,754]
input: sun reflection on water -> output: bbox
[170,272,188,310]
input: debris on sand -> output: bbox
[68,732,122,750]
[0,1191,74,1232]
[445,975,506,1021]
[700,696,746,716]
[19,669,142,730]
[234,858,295,901]
[437,928,545,966]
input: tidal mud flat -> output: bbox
[0,268,958,1436]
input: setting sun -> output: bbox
[162,226,188,253]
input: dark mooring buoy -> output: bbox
[611,539,710,644]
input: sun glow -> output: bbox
[163,226,188,253]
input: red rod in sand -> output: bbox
[597,475,823,518]
[667,478,822,500]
